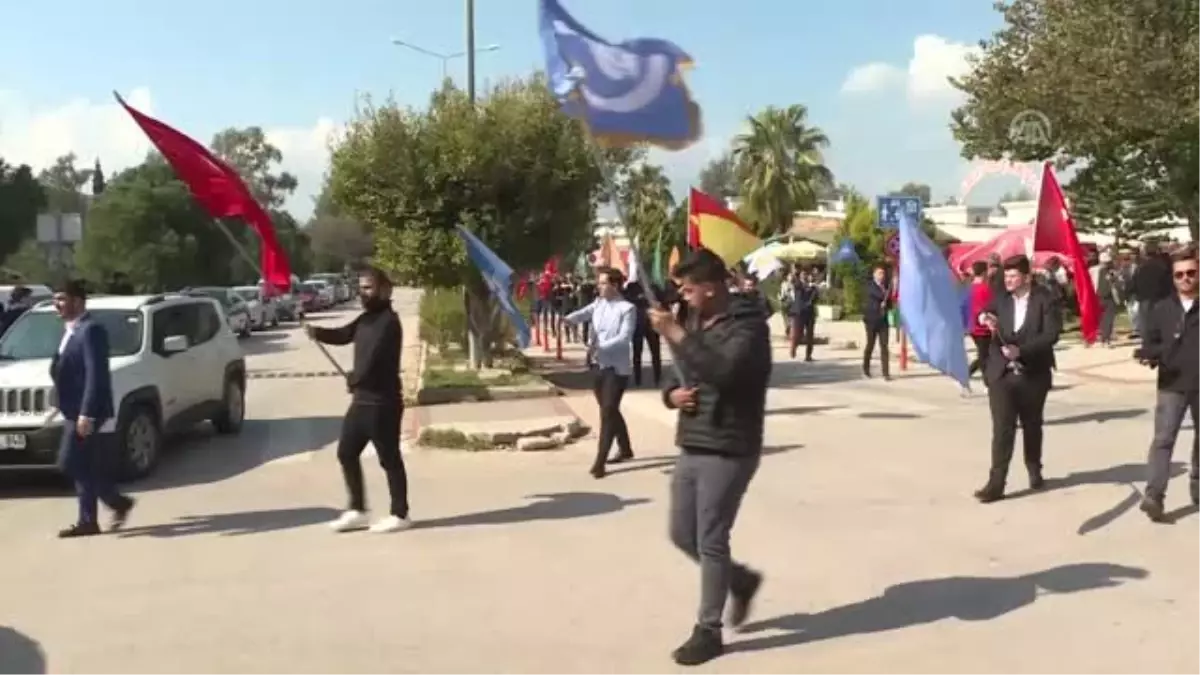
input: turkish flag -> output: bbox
[1034,162,1101,343]
[115,93,293,291]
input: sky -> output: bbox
[0,0,1032,221]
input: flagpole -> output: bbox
[209,218,347,378]
[589,144,687,384]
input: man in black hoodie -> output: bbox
[648,247,772,667]
[306,267,410,534]
[1137,246,1199,521]
[1131,241,1174,338]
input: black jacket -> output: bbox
[312,307,403,403]
[788,281,819,316]
[862,280,893,326]
[1141,296,1198,393]
[1132,255,1173,303]
[981,285,1061,385]
[661,295,772,456]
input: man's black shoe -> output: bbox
[58,522,102,538]
[728,569,763,630]
[973,483,1005,503]
[607,451,634,464]
[1029,473,1045,490]
[671,625,724,667]
[1139,496,1167,523]
[589,465,606,479]
[111,497,136,532]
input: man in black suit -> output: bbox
[862,263,893,380]
[975,255,1062,503]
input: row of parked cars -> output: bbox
[0,272,354,480]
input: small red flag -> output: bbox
[1034,162,1101,343]
[114,93,293,291]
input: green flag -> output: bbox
[651,229,665,283]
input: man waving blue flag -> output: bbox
[896,211,970,388]
[538,0,702,149]
[455,226,531,349]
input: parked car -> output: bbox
[0,293,246,479]
[185,287,252,338]
[294,282,320,314]
[233,285,278,330]
[308,273,351,303]
[304,279,335,309]
[0,284,53,308]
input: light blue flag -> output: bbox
[538,0,702,149]
[455,225,531,349]
[896,211,970,387]
[829,238,860,265]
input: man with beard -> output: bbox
[975,255,1061,503]
[648,248,772,666]
[306,267,410,534]
[1137,246,1199,520]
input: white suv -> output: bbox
[0,294,247,480]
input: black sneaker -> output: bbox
[671,625,723,667]
[728,569,763,630]
[111,497,136,532]
[1139,496,1166,523]
[607,451,634,464]
[58,522,102,538]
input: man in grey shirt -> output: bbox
[565,267,636,478]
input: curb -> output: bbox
[415,383,561,406]
[249,370,344,379]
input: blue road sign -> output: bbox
[876,196,923,230]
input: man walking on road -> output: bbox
[648,248,772,667]
[862,263,893,380]
[52,280,136,538]
[1137,246,1199,521]
[565,267,636,477]
[306,267,411,534]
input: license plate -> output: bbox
[0,433,27,450]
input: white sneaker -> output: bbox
[329,510,369,533]
[368,515,413,533]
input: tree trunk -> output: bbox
[1188,212,1199,244]
[464,282,495,370]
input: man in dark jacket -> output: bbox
[1136,247,1199,520]
[0,286,33,334]
[788,270,819,361]
[623,279,662,387]
[862,263,893,379]
[1132,242,1174,338]
[648,247,772,667]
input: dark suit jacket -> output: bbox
[981,285,1061,385]
[50,314,114,423]
[862,280,893,326]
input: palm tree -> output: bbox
[732,104,834,236]
[622,163,676,258]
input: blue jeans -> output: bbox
[58,419,129,524]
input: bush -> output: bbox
[418,287,468,352]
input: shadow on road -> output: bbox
[1007,462,1185,504]
[772,360,864,388]
[117,506,340,538]
[767,405,844,417]
[1075,467,1196,535]
[414,492,649,530]
[1045,408,1147,426]
[0,626,46,674]
[730,562,1148,654]
[858,411,923,420]
[239,330,294,356]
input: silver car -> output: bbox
[233,286,278,330]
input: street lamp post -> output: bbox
[389,38,498,86]
[466,0,476,103]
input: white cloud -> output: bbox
[840,34,980,105]
[0,88,337,219]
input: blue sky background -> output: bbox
[0,0,1029,219]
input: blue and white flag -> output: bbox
[538,0,702,149]
[829,238,860,265]
[896,211,970,387]
[455,225,531,349]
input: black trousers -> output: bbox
[337,401,409,518]
[986,373,1050,485]
[1099,303,1118,343]
[969,334,992,377]
[592,367,631,467]
[59,419,132,525]
[862,318,890,377]
[631,327,662,386]
[1145,389,1200,500]
[790,311,815,359]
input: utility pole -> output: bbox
[466,0,477,103]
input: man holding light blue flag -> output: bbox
[454,225,531,350]
[896,211,971,389]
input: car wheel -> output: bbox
[212,376,245,435]
[116,404,162,481]
[239,322,252,338]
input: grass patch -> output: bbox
[417,428,495,451]
[422,367,537,388]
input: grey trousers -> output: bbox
[669,450,759,630]
[1146,389,1200,499]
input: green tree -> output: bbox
[889,182,932,205]
[831,190,882,315]
[1068,152,1170,247]
[951,0,1199,239]
[2,239,52,284]
[732,104,833,236]
[75,158,233,291]
[91,159,107,196]
[0,159,47,267]
[329,77,608,365]
[38,153,92,214]
[305,175,373,272]
[621,164,675,248]
[999,188,1034,202]
[697,152,737,199]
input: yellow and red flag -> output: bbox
[687,188,761,267]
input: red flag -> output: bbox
[114,93,293,290]
[1034,162,1101,343]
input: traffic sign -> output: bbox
[885,230,901,259]
[876,196,922,230]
